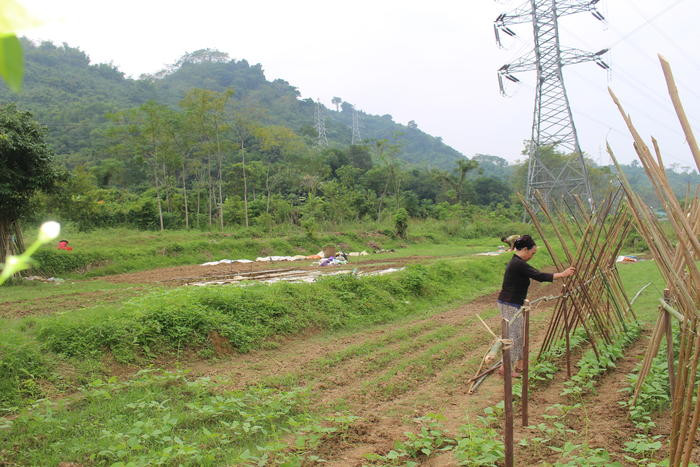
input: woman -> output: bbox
[497,235,575,376]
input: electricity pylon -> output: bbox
[495,0,609,211]
[315,99,328,146]
[351,108,361,144]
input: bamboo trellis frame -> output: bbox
[607,55,699,467]
[519,188,637,366]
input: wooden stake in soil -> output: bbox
[502,318,514,467]
[522,305,530,427]
[563,297,572,378]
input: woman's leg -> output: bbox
[497,302,524,375]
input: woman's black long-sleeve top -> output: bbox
[497,254,553,307]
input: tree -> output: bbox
[230,108,261,228]
[0,104,59,264]
[472,176,512,205]
[180,88,234,230]
[373,138,404,220]
[107,101,177,231]
[331,97,342,112]
[394,208,408,239]
[443,158,479,204]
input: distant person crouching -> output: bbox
[501,234,520,251]
[57,239,73,251]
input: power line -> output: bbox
[557,19,700,123]
[608,0,687,48]
[626,1,700,71]
[565,67,692,139]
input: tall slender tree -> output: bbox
[180,89,233,230]
[0,104,59,264]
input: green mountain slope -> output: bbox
[0,41,464,169]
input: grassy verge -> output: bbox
[0,280,159,312]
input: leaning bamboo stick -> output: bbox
[673,322,700,464]
[631,312,665,406]
[680,355,700,466]
[658,55,700,171]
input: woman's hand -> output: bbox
[553,266,576,280]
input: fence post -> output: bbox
[502,318,514,467]
[522,304,530,427]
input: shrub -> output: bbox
[31,250,109,276]
[0,344,50,408]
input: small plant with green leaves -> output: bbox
[622,433,664,465]
[543,442,622,466]
[519,404,580,457]
[453,407,504,467]
[529,329,588,388]
[619,327,676,431]
[561,324,641,398]
[364,414,456,466]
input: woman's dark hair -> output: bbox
[514,235,536,250]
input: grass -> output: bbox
[616,260,666,324]
[0,279,143,302]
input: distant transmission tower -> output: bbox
[315,99,328,146]
[351,108,361,144]
[494,0,609,211]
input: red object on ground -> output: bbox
[57,241,73,251]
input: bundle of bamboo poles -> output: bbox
[607,55,699,467]
[519,188,637,375]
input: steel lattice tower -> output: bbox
[315,99,328,146]
[351,108,361,144]
[495,0,609,210]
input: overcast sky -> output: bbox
[19,0,700,170]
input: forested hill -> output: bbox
[0,40,464,169]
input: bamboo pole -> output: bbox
[664,289,676,402]
[658,55,700,171]
[522,306,530,427]
[563,290,571,378]
[502,318,514,467]
[673,321,700,464]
